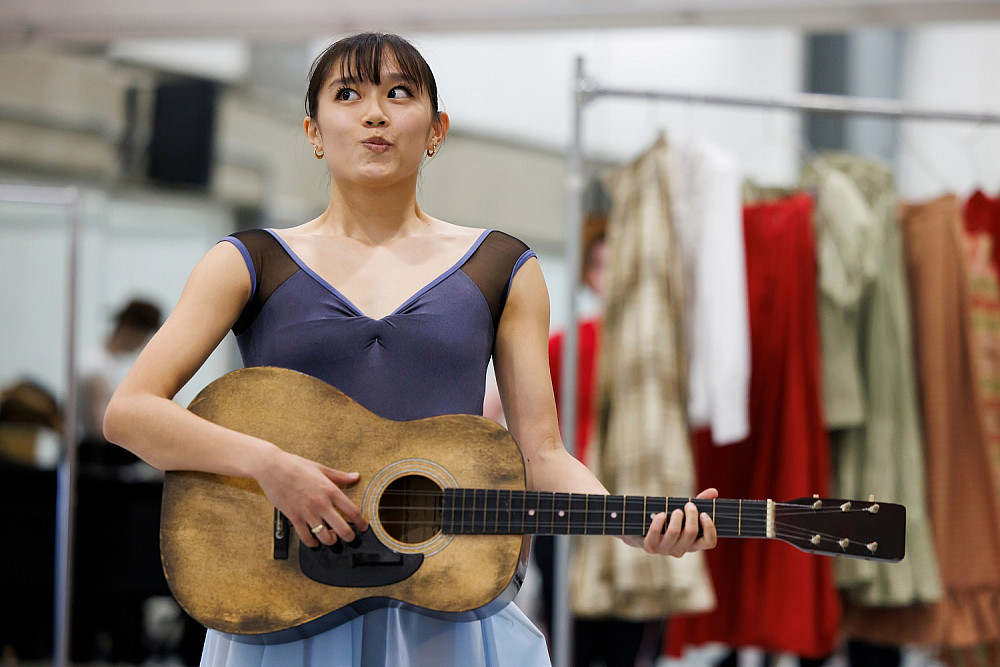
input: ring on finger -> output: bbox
[311,523,326,535]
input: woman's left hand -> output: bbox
[624,487,719,557]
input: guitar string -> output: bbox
[376,496,885,523]
[368,521,883,554]
[378,490,887,514]
[376,495,886,520]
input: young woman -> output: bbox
[104,32,718,666]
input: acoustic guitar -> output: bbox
[161,366,905,644]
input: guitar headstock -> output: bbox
[774,497,906,562]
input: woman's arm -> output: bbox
[103,241,366,547]
[492,258,716,556]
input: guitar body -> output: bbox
[161,367,529,643]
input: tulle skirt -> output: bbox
[200,603,551,667]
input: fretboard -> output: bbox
[441,489,770,539]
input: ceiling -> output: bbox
[4,0,1000,43]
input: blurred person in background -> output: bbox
[79,298,161,468]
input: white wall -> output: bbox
[0,185,237,407]
[897,22,1000,199]
[408,28,805,185]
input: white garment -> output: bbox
[78,344,138,440]
[667,139,750,445]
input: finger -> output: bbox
[654,508,686,555]
[667,501,698,558]
[682,501,702,542]
[321,469,368,531]
[309,519,339,546]
[323,511,357,543]
[698,512,718,550]
[323,468,361,485]
[325,487,368,532]
[291,517,320,548]
[643,512,668,551]
[695,487,719,500]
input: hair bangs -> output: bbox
[306,32,441,119]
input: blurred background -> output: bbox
[1,1,999,666]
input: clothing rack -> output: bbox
[552,55,1000,667]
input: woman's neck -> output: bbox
[317,177,429,243]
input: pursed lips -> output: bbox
[362,136,392,153]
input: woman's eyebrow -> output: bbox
[327,72,418,91]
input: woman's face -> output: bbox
[306,54,447,188]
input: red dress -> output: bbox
[548,317,600,464]
[965,189,1000,271]
[665,193,841,659]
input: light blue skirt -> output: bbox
[200,604,551,667]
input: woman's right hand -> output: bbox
[254,447,369,548]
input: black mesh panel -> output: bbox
[460,231,531,332]
[230,229,300,336]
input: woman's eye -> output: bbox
[336,88,360,101]
[387,86,413,99]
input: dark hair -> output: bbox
[114,299,162,332]
[305,32,441,120]
[0,379,62,431]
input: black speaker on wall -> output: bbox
[148,78,219,188]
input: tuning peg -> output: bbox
[838,538,850,549]
[811,534,821,545]
[812,494,822,510]
[867,542,878,553]
[840,501,851,512]
[867,504,880,514]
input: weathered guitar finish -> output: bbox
[161,367,906,644]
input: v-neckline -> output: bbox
[265,228,492,321]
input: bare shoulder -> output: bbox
[176,239,254,313]
[425,217,487,249]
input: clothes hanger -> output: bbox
[893,120,959,200]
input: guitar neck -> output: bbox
[441,489,771,539]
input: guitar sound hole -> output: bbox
[378,475,444,544]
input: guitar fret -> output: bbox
[468,489,477,534]
[500,489,511,535]
[536,492,553,534]
[462,488,471,534]
[569,494,588,535]
[510,490,524,536]
[442,489,452,533]
[552,493,570,535]
[482,489,491,533]
[647,496,666,534]
[600,495,625,535]
[624,496,646,535]
[525,491,539,534]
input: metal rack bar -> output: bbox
[580,83,1000,124]
[0,183,82,667]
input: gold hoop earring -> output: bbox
[426,144,438,158]
[314,146,325,159]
